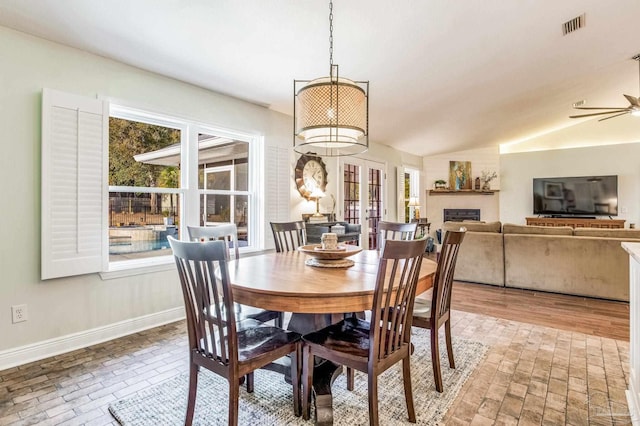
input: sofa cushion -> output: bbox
[502,223,573,235]
[504,234,630,301]
[453,231,505,286]
[573,228,640,239]
[443,220,501,233]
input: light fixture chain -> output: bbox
[329,0,334,66]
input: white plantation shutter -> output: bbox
[265,146,290,247]
[41,89,108,279]
[397,166,405,222]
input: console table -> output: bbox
[526,217,625,229]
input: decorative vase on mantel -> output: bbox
[482,181,491,191]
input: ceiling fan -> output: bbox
[570,54,640,121]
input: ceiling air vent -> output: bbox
[563,14,585,35]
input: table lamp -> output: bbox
[310,188,325,218]
[408,197,420,220]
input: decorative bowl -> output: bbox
[298,244,363,268]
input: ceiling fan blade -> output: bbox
[569,110,628,118]
[598,111,630,121]
[624,94,640,107]
[573,106,629,110]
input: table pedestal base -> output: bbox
[312,360,343,425]
[288,312,349,425]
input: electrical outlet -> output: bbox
[11,304,27,323]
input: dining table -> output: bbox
[227,248,437,425]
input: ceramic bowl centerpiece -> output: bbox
[298,237,363,268]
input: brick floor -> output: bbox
[0,307,631,425]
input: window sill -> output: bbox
[99,248,273,280]
[100,256,175,280]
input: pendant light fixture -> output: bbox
[293,0,369,157]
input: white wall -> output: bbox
[0,26,419,366]
[423,146,501,234]
[0,26,295,363]
[500,143,640,227]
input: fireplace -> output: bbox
[443,208,480,222]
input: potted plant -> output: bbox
[162,210,174,226]
[481,170,498,191]
[434,179,447,190]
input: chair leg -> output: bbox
[367,371,379,426]
[291,343,302,417]
[445,319,455,369]
[185,362,199,426]
[431,328,443,393]
[276,311,284,328]
[402,355,416,423]
[347,367,355,391]
[302,345,314,420]
[228,375,240,426]
[246,372,254,393]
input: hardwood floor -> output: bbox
[450,281,629,341]
[0,281,631,425]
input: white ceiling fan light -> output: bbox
[569,53,640,122]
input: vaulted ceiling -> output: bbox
[2,0,640,156]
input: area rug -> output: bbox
[109,329,488,425]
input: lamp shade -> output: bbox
[309,187,325,200]
[408,197,419,207]
[294,75,369,157]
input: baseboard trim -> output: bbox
[627,387,640,425]
[0,307,185,372]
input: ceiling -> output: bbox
[2,0,640,156]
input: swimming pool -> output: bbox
[109,239,172,254]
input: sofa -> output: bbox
[442,221,640,301]
[305,221,361,245]
[442,221,505,286]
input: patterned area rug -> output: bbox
[109,329,488,425]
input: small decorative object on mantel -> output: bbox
[481,170,498,191]
[474,177,481,190]
[434,179,447,190]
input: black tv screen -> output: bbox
[533,175,618,216]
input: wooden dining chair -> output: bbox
[377,221,418,251]
[168,236,302,426]
[187,225,284,328]
[301,238,428,426]
[412,228,466,392]
[270,221,307,252]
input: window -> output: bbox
[198,136,252,245]
[41,89,262,278]
[108,108,260,268]
[108,114,184,263]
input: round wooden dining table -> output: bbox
[226,249,437,425]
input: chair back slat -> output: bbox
[378,221,418,251]
[370,238,427,361]
[431,229,466,321]
[270,221,307,252]
[187,224,240,260]
[169,237,237,367]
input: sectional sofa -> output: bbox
[443,221,640,301]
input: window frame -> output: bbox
[105,105,263,274]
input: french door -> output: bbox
[340,158,386,250]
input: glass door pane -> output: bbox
[368,167,383,250]
[341,159,385,250]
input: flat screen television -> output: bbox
[532,175,618,217]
